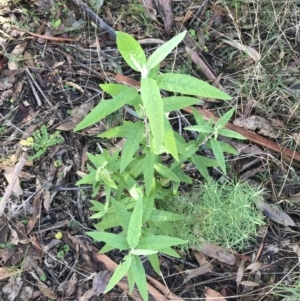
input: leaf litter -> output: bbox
[1,0,300,300]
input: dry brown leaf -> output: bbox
[65,273,78,297]
[245,262,265,273]
[26,189,42,234]
[37,280,56,299]
[0,76,15,91]
[56,100,95,131]
[0,163,23,198]
[184,263,214,283]
[222,39,261,63]
[256,197,296,227]
[8,225,19,245]
[8,42,27,70]
[200,242,235,265]
[92,270,111,295]
[240,280,260,287]
[204,287,226,301]
[292,132,300,146]
[3,276,23,301]
[18,286,33,301]
[233,116,280,138]
[154,0,173,31]
[194,251,208,265]
[0,267,21,280]
[236,259,245,286]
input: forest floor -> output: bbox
[1,0,300,300]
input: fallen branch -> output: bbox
[11,26,76,42]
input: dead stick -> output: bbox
[11,26,76,42]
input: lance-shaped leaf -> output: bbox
[154,163,180,182]
[215,107,235,129]
[74,88,138,131]
[143,148,155,197]
[130,256,148,301]
[157,74,231,100]
[210,139,226,174]
[141,77,164,152]
[87,231,129,250]
[104,255,133,294]
[127,198,143,248]
[111,199,131,232]
[163,116,178,161]
[116,32,147,72]
[137,235,187,250]
[146,31,186,70]
[120,121,145,172]
[163,96,202,112]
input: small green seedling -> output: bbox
[20,125,63,161]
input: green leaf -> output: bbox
[154,163,180,182]
[86,153,106,168]
[127,265,135,294]
[146,31,186,70]
[137,235,187,250]
[218,129,246,140]
[191,155,210,181]
[158,247,181,258]
[143,148,155,197]
[111,199,131,232]
[147,254,161,275]
[100,83,129,97]
[120,122,144,172]
[171,165,192,184]
[130,256,148,301]
[150,209,185,222]
[163,116,178,161]
[116,31,147,72]
[131,249,158,255]
[96,214,121,230]
[74,88,138,131]
[127,199,143,248]
[210,139,226,174]
[141,78,164,152]
[157,74,231,100]
[143,195,155,223]
[215,107,235,129]
[101,171,118,189]
[185,124,214,134]
[191,107,206,125]
[218,141,238,155]
[104,255,133,293]
[87,231,129,250]
[98,121,136,138]
[89,200,105,212]
[163,96,202,112]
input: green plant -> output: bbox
[50,18,62,29]
[40,274,47,282]
[56,244,70,259]
[171,180,265,250]
[21,125,64,161]
[74,31,247,300]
